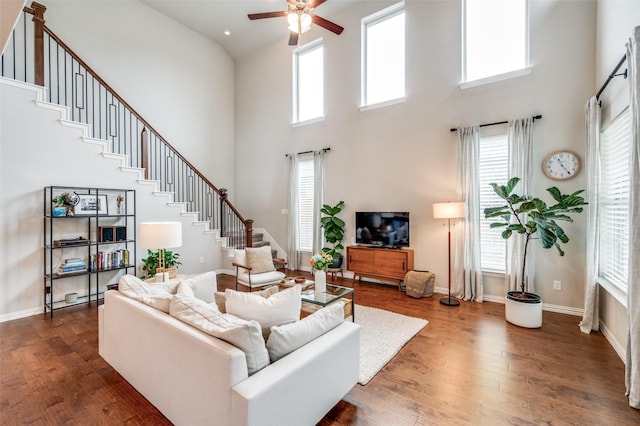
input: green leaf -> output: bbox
[489,222,509,228]
[505,177,521,194]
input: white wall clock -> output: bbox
[542,150,581,180]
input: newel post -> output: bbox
[140,127,149,179]
[32,2,46,87]
[245,220,254,248]
[219,188,228,237]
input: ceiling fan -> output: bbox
[248,0,344,46]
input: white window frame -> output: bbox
[478,133,509,273]
[461,0,530,88]
[360,1,406,109]
[292,38,324,125]
[596,107,631,304]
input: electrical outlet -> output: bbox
[199,256,205,264]
[553,280,561,290]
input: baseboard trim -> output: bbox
[0,306,43,323]
[482,295,584,317]
[599,320,627,363]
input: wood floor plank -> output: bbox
[1,272,639,425]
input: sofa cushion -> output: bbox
[245,246,276,274]
[118,274,173,313]
[266,302,345,362]
[214,285,278,313]
[169,294,270,375]
[225,285,301,337]
[176,271,217,303]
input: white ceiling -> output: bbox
[140,0,356,61]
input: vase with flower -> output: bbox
[309,252,332,293]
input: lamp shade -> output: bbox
[139,222,182,249]
[432,202,465,219]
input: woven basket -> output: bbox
[157,266,178,279]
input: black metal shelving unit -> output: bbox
[43,186,136,317]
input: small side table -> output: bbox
[327,267,343,282]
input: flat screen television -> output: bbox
[355,212,410,248]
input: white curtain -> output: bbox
[453,126,484,302]
[505,118,534,293]
[625,25,640,410]
[287,155,300,270]
[312,150,326,255]
[579,96,601,334]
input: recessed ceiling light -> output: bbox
[224,30,231,36]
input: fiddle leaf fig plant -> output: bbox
[484,177,587,298]
[320,200,345,261]
[140,249,182,280]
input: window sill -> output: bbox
[596,277,628,309]
[360,96,406,112]
[291,116,324,128]
[459,67,533,90]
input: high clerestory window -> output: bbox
[293,38,324,124]
[361,2,405,108]
[463,0,529,85]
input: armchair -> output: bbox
[233,246,287,291]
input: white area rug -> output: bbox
[355,304,428,385]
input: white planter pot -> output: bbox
[314,269,326,293]
[505,291,542,328]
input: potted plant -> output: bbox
[140,249,182,280]
[484,177,586,328]
[320,200,345,268]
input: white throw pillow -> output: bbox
[177,271,217,303]
[214,285,278,313]
[225,285,301,337]
[118,274,173,313]
[245,246,276,274]
[266,302,345,362]
[169,294,270,375]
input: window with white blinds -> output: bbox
[297,158,315,252]
[479,134,509,272]
[598,108,631,292]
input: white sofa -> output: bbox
[98,290,360,426]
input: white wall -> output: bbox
[0,80,225,321]
[234,0,597,310]
[594,0,640,355]
[39,0,236,197]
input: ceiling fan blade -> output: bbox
[312,15,344,35]
[288,31,299,46]
[248,11,287,20]
[308,0,328,8]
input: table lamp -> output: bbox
[432,202,465,307]
[139,222,182,282]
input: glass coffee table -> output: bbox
[300,283,356,322]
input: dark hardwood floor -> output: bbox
[1,272,639,425]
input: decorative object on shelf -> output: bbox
[542,150,582,180]
[139,222,183,281]
[64,292,78,304]
[484,177,586,328]
[116,194,124,214]
[52,191,79,216]
[310,252,332,293]
[432,201,465,307]
[74,194,108,215]
[320,200,345,268]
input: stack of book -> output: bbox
[58,258,87,275]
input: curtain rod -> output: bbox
[284,147,331,158]
[595,54,628,100]
[450,114,542,132]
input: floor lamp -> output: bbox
[432,202,465,307]
[139,222,183,282]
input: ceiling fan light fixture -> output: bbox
[300,13,312,32]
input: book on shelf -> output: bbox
[90,249,130,272]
